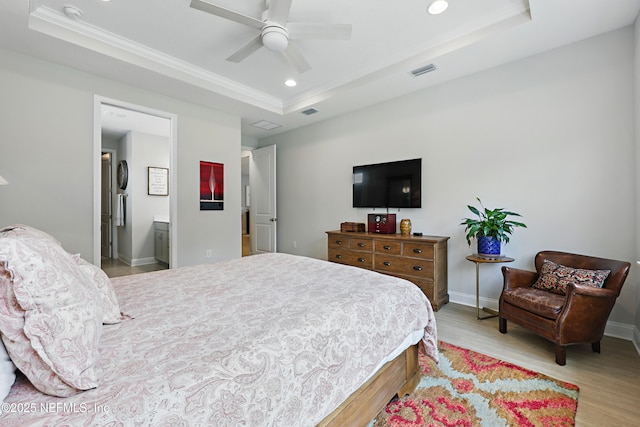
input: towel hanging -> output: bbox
[116,193,125,227]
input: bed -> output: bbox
[0,225,438,426]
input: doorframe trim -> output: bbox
[92,95,179,267]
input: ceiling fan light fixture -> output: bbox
[262,25,289,52]
[427,0,449,15]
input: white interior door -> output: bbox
[100,153,112,258]
[250,145,277,254]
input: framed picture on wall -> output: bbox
[200,161,224,210]
[148,167,169,196]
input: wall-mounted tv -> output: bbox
[353,158,421,208]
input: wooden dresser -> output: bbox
[326,231,449,311]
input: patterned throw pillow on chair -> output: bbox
[532,259,611,295]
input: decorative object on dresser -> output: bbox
[368,213,396,234]
[326,230,449,310]
[340,222,366,232]
[399,218,412,236]
[460,197,527,257]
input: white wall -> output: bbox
[261,27,637,333]
[119,131,170,266]
[0,48,242,267]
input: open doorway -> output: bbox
[241,151,251,256]
[93,96,178,274]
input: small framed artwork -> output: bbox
[200,161,224,210]
[148,167,169,196]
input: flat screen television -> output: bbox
[353,158,421,208]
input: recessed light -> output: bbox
[427,0,449,15]
[284,79,297,87]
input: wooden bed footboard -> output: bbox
[318,344,420,427]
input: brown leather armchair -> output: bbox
[499,251,630,365]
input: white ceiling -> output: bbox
[1,0,639,139]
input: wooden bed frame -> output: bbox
[318,344,420,427]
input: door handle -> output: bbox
[270,218,277,222]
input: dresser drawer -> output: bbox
[328,249,373,269]
[375,254,434,278]
[350,238,373,251]
[402,242,434,259]
[398,276,435,300]
[374,240,402,255]
[328,236,349,249]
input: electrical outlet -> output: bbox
[293,241,297,248]
[206,249,212,258]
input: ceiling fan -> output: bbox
[190,0,352,73]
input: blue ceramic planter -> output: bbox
[477,235,501,256]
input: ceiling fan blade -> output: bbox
[267,0,293,26]
[287,23,352,40]
[282,43,311,74]
[190,0,264,30]
[227,35,263,62]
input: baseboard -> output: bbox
[117,255,132,266]
[448,292,635,342]
[130,256,158,267]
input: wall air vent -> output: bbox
[409,63,437,77]
[301,108,318,116]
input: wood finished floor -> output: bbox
[100,257,167,278]
[434,303,640,427]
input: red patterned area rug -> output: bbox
[374,341,579,427]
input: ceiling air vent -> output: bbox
[301,108,318,116]
[251,120,281,130]
[409,63,437,77]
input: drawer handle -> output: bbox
[358,258,365,263]
[357,242,365,247]
[335,254,342,259]
[383,245,392,250]
[413,248,423,254]
[383,261,392,266]
[413,266,423,271]
[336,240,343,245]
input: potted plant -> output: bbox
[460,197,527,257]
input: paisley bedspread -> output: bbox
[1,253,437,426]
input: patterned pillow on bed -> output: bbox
[75,256,122,324]
[532,259,610,295]
[0,226,103,397]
